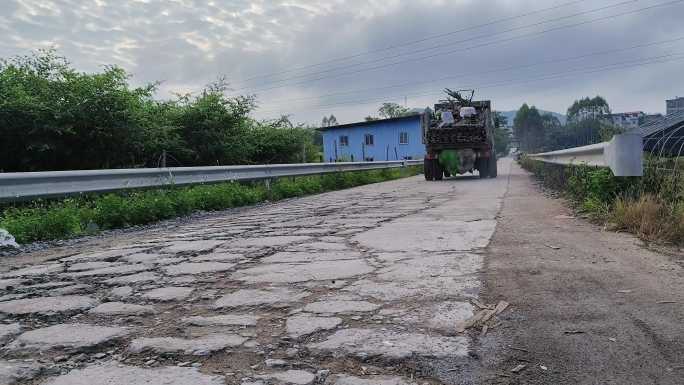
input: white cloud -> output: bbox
[1,0,683,124]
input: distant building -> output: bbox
[642,113,664,125]
[609,111,644,130]
[666,97,684,115]
[319,114,425,162]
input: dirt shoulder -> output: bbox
[474,162,684,385]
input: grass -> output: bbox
[0,166,420,244]
[519,155,684,245]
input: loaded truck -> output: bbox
[422,89,497,180]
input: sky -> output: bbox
[1,0,684,126]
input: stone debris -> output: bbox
[89,302,155,316]
[194,252,243,262]
[214,288,308,308]
[286,314,342,338]
[182,314,258,327]
[7,323,128,352]
[352,218,496,252]
[62,264,150,278]
[60,248,147,263]
[327,375,418,385]
[105,272,160,285]
[0,229,20,252]
[66,261,121,272]
[303,300,380,314]
[52,284,92,296]
[42,362,226,385]
[142,287,194,301]
[2,264,63,278]
[232,260,374,284]
[265,358,287,367]
[109,286,134,299]
[261,251,362,263]
[0,295,98,316]
[296,242,349,251]
[0,323,22,344]
[120,253,164,264]
[228,236,310,248]
[308,328,469,359]
[164,262,236,276]
[0,360,42,385]
[0,279,23,290]
[162,240,226,253]
[128,334,246,355]
[256,370,315,385]
[401,302,474,332]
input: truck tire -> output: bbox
[489,152,498,178]
[478,158,489,178]
[424,159,433,181]
[434,161,444,181]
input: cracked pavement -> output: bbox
[0,160,511,385]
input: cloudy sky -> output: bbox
[2,0,684,125]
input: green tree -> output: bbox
[378,102,411,119]
[567,96,610,123]
[493,112,511,156]
[0,49,154,171]
[321,114,338,127]
[0,49,324,171]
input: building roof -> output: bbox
[641,110,684,138]
[317,113,422,131]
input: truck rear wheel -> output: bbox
[478,158,489,178]
[434,161,444,181]
[489,152,497,178]
[424,159,434,181]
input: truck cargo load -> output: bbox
[422,89,497,180]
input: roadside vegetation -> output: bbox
[0,49,322,172]
[514,96,623,153]
[520,156,684,245]
[0,167,420,244]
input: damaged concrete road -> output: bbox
[0,159,509,385]
[1,158,680,385]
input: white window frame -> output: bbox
[399,132,409,145]
[339,135,349,147]
[364,134,374,146]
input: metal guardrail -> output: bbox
[0,160,423,203]
[527,133,643,177]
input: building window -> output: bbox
[339,135,349,146]
[399,132,409,144]
[365,134,374,146]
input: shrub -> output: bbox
[612,195,669,241]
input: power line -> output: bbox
[260,36,684,106]
[236,0,590,83]
[239,0,684,94]
[256,52,684,115]
[234,0,636,90]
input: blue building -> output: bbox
[319,114,426,162]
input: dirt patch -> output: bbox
[472,162,684,384]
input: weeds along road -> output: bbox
[0,158,682,385]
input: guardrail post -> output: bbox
[605,133,643,177]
